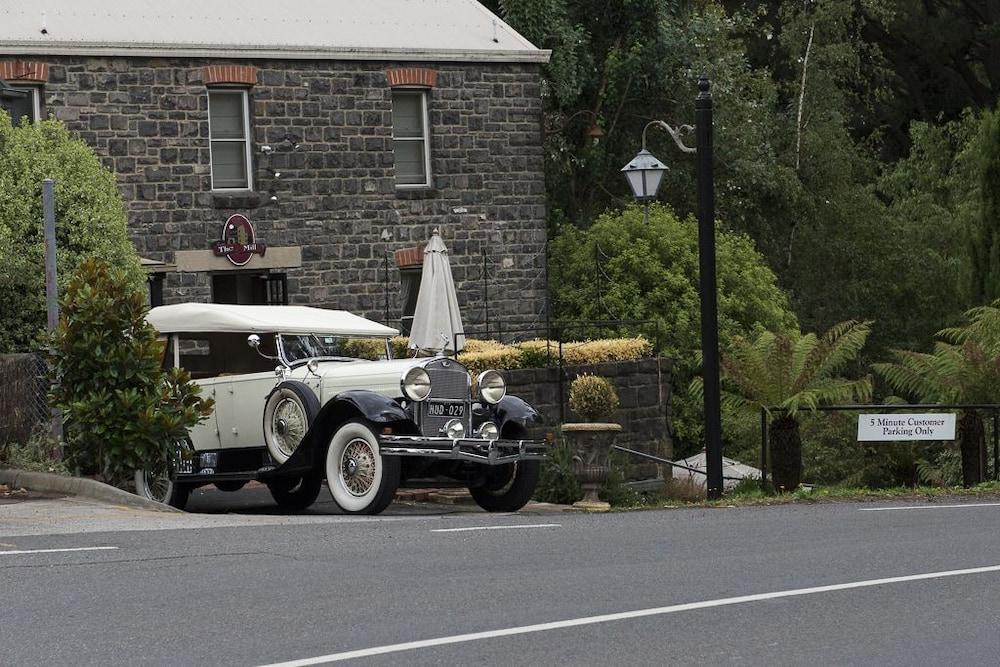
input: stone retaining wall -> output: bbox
[505,358,672,479]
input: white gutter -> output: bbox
[0,42,552,64]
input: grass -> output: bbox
[0,435,70,476]
[608,478,1000,511]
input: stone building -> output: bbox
[0,1,550,334]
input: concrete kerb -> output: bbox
[0,468,181,513]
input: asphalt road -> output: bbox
[3,494,1000,666]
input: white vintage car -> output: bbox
[138,303,546,514]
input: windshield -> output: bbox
[279,334,390,363]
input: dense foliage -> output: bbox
[874,303,1000,486]
[550,203,796,454]
[0,114,143,353]
[488,0,999,364]
[48,259,213,488]
[697,320,873,491]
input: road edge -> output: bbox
[0,468,182,513]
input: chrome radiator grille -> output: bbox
[420,359,470,436]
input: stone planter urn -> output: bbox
[561,422,622,512]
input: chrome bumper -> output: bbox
[379,435,547,465]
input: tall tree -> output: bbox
[0,114,143,353]
[970,107,1000,304]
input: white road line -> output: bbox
[859,503,1000,512]
[256,563,1000,667]
[430,523,561,533]
[0,546,119,556]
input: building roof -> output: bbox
[0,0,548,63]
[147,303,400,336]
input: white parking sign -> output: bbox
[857,414,956,441]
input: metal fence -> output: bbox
[760,403,1000,490]
[0,353,50,448]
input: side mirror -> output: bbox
[248,334,261,349]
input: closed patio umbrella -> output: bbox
[408,230,465,355]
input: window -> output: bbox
[208,90,252,190]
[391,90,431,187]
[1,85,40,125]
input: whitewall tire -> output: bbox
[324,420,399,515]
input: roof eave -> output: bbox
[0,42,552,64]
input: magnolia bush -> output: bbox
[48,258,213,487]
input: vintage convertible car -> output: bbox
[138,303,546,514]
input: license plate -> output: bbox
[427,401,465,418]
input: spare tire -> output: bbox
[263,381,319,464]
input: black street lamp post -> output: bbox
[621,75,723,500]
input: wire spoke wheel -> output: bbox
[272,397,307,458]
[134,439,192,510]
[324,420,400,514]
[341,438,377,496]
[143,468,172,503]
[263,382,319,464]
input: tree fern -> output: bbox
[693,320,873,420]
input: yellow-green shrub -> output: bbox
[462,338,510,354]
[513,339,561,367]
[457,347,524,378]
[562,337,653,365]
[342,338,386,361]
[568,374,620,422]
[390,336,411,358]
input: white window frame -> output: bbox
[208,89,254,192]
[391,89,432,189]
[9,85,41,123]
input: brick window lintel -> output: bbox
[0,61,49,83]
[202,65,258,86]
[385,67,437,88]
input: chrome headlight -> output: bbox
[444,418,466,439]
[476,421,499,441]
[401,366,431,402]
[477,370,506,404]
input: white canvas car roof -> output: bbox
[147,303,399,337]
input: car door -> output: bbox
[218,371,277,448]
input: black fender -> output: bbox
[493,395,543,436]
[270,391,416,477]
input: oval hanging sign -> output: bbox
[211,214,267,266]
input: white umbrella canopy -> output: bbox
[408,230,466,354]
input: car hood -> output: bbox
[315,357,433,400]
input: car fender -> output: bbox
[274,391,414,472]
[494,395,543,435]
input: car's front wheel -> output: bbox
[324,420,400,515]
[469,461,540,512]
[134,440,193,510]
[267,473,323,511]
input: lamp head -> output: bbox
[621,149,667,202]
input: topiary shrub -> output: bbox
[48,258,213,488]
[568,373,620,422]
